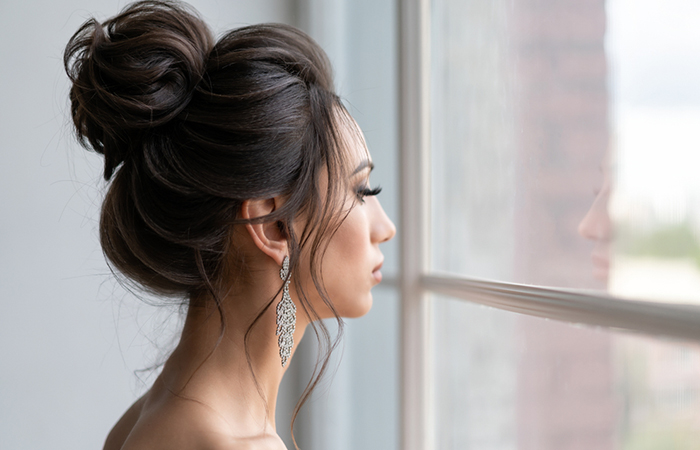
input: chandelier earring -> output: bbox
[276,255,296,367]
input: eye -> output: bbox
[355,185,382,204]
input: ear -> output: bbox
[240,197,288,267]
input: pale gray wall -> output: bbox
[0,2,295,449]
[0,1,399,449]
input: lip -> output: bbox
[372,261,384,283]
[590,251,610,281]
[590,251,609,268]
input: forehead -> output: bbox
[336,110,370,166]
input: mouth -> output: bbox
[590,251,610,281]
[372,261,384,283]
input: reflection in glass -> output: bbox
[429,0,700,448]
[430,0,700,304]
[433,296,700,450]
[578,158,613,284]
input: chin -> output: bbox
[593,268,609,284]
[338,293,374,319]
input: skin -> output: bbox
[578,164,612,283]
[103,117,396,450]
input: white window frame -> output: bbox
[397,1,700,449]
[399,0,432,449]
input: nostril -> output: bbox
[579,210,611,242]
[578,218,592,239]
[383,220,397,243]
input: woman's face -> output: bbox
[578,164,612,283]
[295,117,396,319]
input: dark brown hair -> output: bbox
[64,0,353,441]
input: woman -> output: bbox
[63,1,396,448]
[578,161,612,284]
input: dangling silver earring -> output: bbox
[276,255,296,367]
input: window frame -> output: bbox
[398,0,433,449]
[397,1,700,449]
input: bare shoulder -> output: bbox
[210,434,288,450]
[109,393,286,450]
[104,393,148,450]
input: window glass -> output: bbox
[430,0,700,304]
[433,295,700,449]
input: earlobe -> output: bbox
[240,198,288,266]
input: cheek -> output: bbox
[295,206,375,321]
[321,210,374,317]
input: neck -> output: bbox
[156,269,308,434]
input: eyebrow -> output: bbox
[352,160,374,176]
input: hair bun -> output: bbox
[64,1,213,179]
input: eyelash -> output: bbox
[355,185,382,203]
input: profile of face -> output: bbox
[295,116,396,319]
[578,164,612,283]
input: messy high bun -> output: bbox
[65,0,351,352]
[65,0,213,179]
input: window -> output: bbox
[400,0,700,449]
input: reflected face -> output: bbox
[578,166,612,283]
[295,116,396,319]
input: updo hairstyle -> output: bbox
[64,3,356,424]
[64,0,354,320]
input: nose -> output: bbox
[578,190,611,242]
[370,198,396,244]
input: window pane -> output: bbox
[430,0,700,303]
[433,295,700,449]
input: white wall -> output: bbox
[0,2,294,449]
